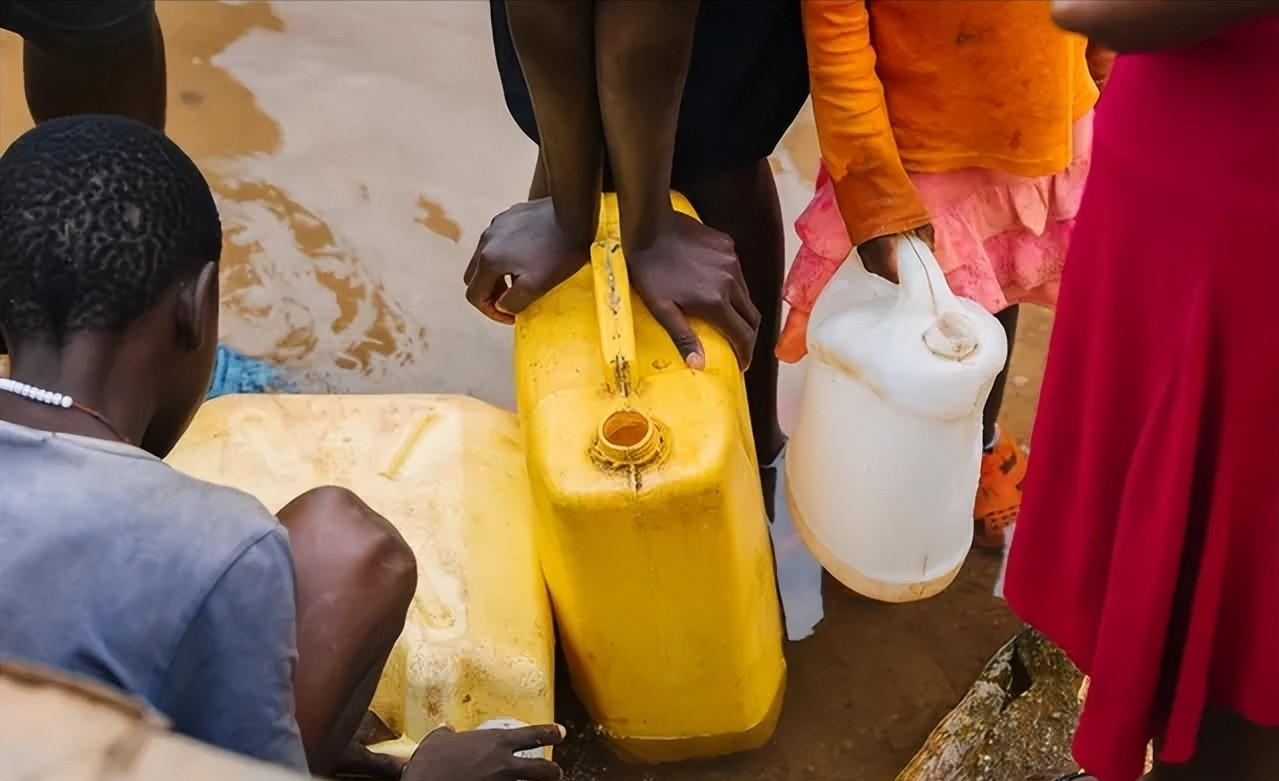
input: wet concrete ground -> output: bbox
[0,2,1057,778]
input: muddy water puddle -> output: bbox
[0,3,1052,778]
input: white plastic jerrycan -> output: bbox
[786,234,1008,603]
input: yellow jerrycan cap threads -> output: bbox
[592,408,665,468]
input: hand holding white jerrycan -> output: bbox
[786,234,1008,603]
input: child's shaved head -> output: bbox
[0,115,220,343]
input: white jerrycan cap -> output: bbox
[477,717,549,760]
[896,235,983,361]
[809,234,1008,422]
[923,311,980,361]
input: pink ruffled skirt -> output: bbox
[777,113,1094,362]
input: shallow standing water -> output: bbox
[0,3,1056,778]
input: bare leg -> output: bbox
[1147,707,1279,780]
[681,160,787,464]
[22,9,167,130]
[985,305,1020,447]
[276,487,417,777]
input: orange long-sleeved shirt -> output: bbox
[805,0,1099,246]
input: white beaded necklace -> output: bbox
[0,377,74,408]
[0,377,134,445]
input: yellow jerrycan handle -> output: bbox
[588,193,699,467]
[590,192,699,398]
[590,221,637,398]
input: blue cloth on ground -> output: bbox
[207,344,293,399]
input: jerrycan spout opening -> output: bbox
[923,312,981,362]
[595,409,663,467]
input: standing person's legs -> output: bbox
[684,161,825,641]
[276,487,417,777]
[975,304,1028,548]
[984,305,1020,447]
[681,160,787,464]
[0,0,167,129]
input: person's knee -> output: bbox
[370,531,417,618]
[283,486,418,612]
[286,485,373,522]
[315,486,416,591]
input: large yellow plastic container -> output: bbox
[165,395,554,757]
[514,193,786,762]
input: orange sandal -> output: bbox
[974,428,1028,549]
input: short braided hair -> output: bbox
[0,115,220,342]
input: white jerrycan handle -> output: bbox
[892,234,981,362]
[894,233,955,314]
[842,232,948,306]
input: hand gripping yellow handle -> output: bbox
[590,192,699,398]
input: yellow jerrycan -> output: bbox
[514,193,786,762]
[165,395,555,758]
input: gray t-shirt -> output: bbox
[0,420,308,771]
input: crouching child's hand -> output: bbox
[402,724,565,781]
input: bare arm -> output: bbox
[464,2,601,322]
[595,0,698,250]
[467,0,758,366]
[593,0,759,368]
[505,0,602,249]
[1052,0,1279,52]
[803,0,931,282]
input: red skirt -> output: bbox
[1004,19,1279,781]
